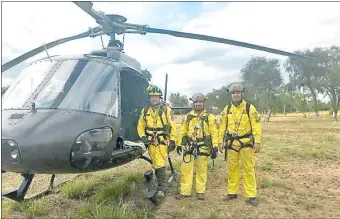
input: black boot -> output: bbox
[155,167,167,198]
[245,197,258,206]
[223,194,237,201]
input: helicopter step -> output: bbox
[108,140,147,165]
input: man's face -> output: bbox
[231,91,242,102]
[193,101,204,111]
[150,95,161,105]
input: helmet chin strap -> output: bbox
[151,102,161,109]
[232,99,242,107]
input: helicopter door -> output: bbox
[119,68,148,141]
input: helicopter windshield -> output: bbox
[2,58,119,117]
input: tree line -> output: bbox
[167,46,340,121]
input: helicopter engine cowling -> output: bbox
[1,109,144,174]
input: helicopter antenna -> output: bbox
[122,32,126,49]
[164,73,168,103]
[100,35,105,49]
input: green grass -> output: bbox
[94,172,142,203]
[259,176,294,191]
[61,178,97,199]
[9,199,48,218]
[86,203,150,219]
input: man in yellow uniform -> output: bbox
[175,93,219,200]
[137,84,177,198]
[219,83,261,206]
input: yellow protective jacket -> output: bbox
[219,100,261,147]
[137,104,177,143]
[176,110,219,149]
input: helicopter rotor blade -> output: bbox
[72,1,139,34]
[73,1,108,28]
[142,27,313,59]
[71,2,313,59]
[1,29,102,73]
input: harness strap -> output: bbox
[223,102,254,159]
[143,104,169,140]
[145,132,167,137]
[224,132,254,155]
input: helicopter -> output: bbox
[1,1,312,203]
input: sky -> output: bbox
[2,1,340,99]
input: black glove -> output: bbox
[141,136,149,145]
[176,146,182,155]
[168,140,176,152]
[210,147,218,159]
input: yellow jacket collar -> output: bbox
[232,100,246,109]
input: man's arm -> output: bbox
[249,105,262,144]
[175,114,188,147]
[218,106,229,145]
[137,108,146,138]
[208,114,219,148]
[166,107,177,141]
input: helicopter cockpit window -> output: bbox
[3,58,119,117]
[35,59,119,117]
[2,60,58,109]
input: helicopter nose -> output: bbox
[1,109,119,174]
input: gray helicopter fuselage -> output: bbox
[1,52,148,174]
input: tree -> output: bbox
[241,57,283,122]
[316,46,340,121]
[141,69,152,82]
[205,86,231,113]
[284,49,324,119]
[168,92,190,114]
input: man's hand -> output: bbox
[253,143,261,153]
[210,147,218,159]
[218,143,224,153]
[168,140,176,152]
[176,146,182,155]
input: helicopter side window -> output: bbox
[2,60,59,109]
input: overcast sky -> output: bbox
[2,1,340,98]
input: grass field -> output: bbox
[1,113,340,218]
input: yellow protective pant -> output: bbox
[227,147,257,198]
[148,143,168,169]
[180,154,209,196]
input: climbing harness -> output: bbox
[223,102,254,160]
[182,114,212,163]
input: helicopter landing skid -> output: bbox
[2,173,56,202]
